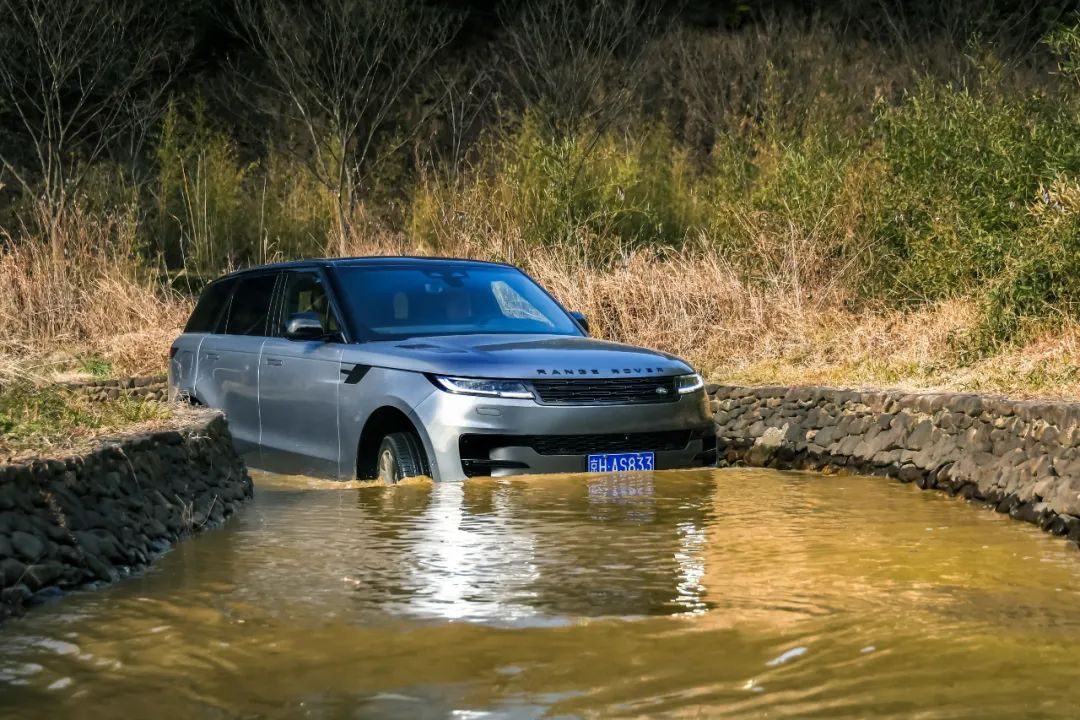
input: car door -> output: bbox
[197,272,279,459]
[258,268,345,477]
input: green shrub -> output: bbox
[151,98,337,276]
[155,99,252,274]
[411,114,705,259]
[702,122,882,292]
[981,176,1080,343]
[78,357,113,378]
[876,75,1080,303]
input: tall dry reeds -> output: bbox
[4,200,1080,398]
[0,204,190,379]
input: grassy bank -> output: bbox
[3,3,1080,400]
[0,382,173,462]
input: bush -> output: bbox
[982,176,1080,342]
[875,76,1080,304]
[153,99,337,277]
[411,114,704,259]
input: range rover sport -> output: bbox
[169,257,716,483]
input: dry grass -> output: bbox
[0,205,191,380]
[3,207,1079,401]
[341,229,1080,399]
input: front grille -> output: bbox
[531,376,679,405]
[460,430,693,457]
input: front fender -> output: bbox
[337,366,439,480]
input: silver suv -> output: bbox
[169,258,715,483]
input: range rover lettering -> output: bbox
[169,258,716,483]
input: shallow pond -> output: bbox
[2,468,1080,718]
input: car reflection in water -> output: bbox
[349,472,717,625]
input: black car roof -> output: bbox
[218,256,516,281]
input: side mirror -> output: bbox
[570,311,589,335]
[285,311,326,341]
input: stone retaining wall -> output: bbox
[709,385,1080,542]
[0,411,252,620]
[63,375,168,403]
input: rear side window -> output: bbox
[225,274,278,337]
[184,279,234,333]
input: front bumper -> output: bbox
[413,388,715,482]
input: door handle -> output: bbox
[204,352,220,360]
[266,358,283,367]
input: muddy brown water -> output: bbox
[3,468,1080,718]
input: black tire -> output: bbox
[376,432,430,484]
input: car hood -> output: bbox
[341,334,693,380]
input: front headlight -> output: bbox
[675,373,704,394]
[432,375,534,399]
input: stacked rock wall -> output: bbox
[0,411,252,620]
[62,375,169,403]
[709,385,1080,541]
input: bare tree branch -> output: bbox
[0,0,184,246]
[234,0,460,253]
[497,0,661,137]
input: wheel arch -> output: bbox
[354,404,435,480]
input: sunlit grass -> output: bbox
[0,383,171,458]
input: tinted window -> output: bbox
[334,265,581,340]
[225,274,278,337]
[184,279,234,333]
[278,271,341,337]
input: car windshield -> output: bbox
[334,265,583,340]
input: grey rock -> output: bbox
[157,431,185,446]
[898,464,923,483]
[836,435,861,456]
[907,420,934,450]
[0,512,30,535]
[865,424,905,455]
[82,552,117,582]
[950,395,983,415]
[891,413,913,432]
[1010,502,1041,525]
[0,558,27,586]
[815,426,837,447]
[23,562,65,591]
[10,531,45,562]
[1,584,32,608]
[1039,426,1062,446]
[57,544,82,566]
[873,449,903,467]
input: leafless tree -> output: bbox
[498,0,661,137]
[422,67,492,182]
[235,0,460,253]
[0,0,181,251]
[497,0,662,224]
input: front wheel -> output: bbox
[376,432,430,484]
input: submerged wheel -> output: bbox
[376,432,430,484]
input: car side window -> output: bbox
[185,278,235,334]
[224,274,278,337]
[279,271,342,337]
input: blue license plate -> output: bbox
[587,452,655,473]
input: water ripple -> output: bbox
[2,468,1080,718]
